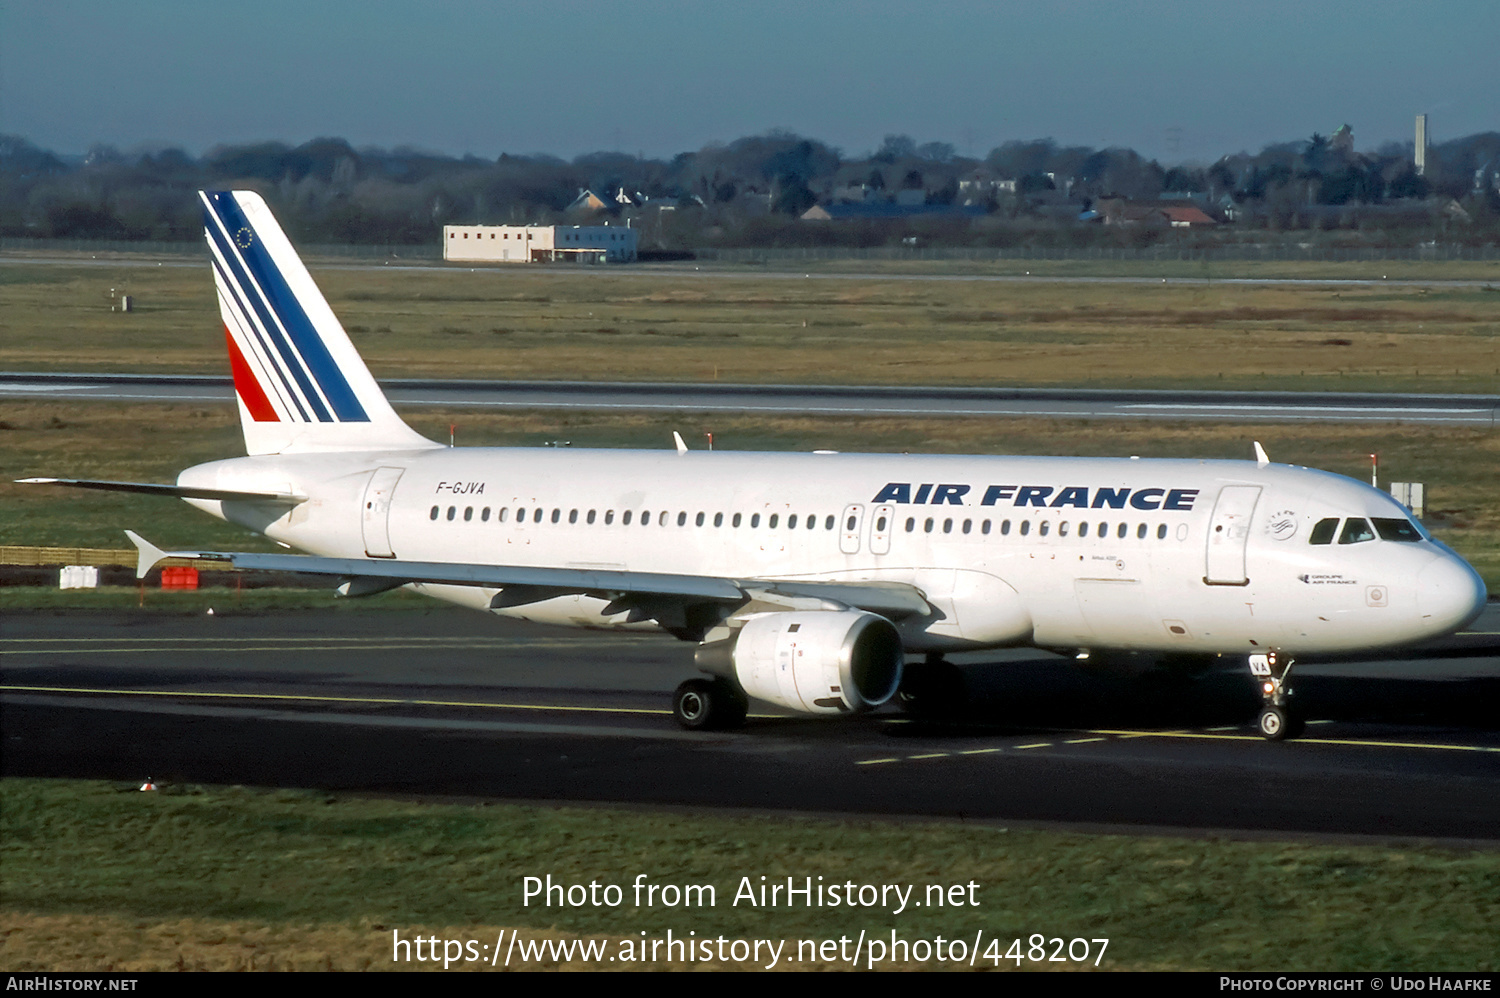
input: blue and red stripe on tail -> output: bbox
[201,191,438,455]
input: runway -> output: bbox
[3,372,1497,425]
[4,605,1497,841]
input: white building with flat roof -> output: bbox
[443,224,637,263]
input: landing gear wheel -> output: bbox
[1256,706,1304,741]
[1248,652,1304,741]
[897,659,964,718]
[1257,706,1289,741]
[672,677,748,731]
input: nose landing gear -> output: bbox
[1249,652,1304,741]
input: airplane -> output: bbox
[21,190,1488,740]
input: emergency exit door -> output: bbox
[840,504,864,554]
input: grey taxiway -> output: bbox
[3,604,1497,841]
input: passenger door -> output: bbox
[361,467,404,558]
[1204,485,1261,585]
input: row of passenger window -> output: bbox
[429,504,1174,541]
[1308,516,1423,545]
[431,505,838,528]
[899,515,1170,540]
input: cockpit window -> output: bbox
[1372,517,1423,542]
[1337,518,1376,544]
[1309,518,1339,545]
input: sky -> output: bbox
[1,0,1494,165]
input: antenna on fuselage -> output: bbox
[672,431,689,455]
[1253,441,1270,468]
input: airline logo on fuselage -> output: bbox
[871,482,1200,511]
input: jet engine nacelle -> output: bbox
[705,610,904,715]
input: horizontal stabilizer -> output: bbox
[20,478,306,504]
[124,529,187,579]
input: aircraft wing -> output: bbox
[123,532,931,618]
[19,478,307,504]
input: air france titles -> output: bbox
[871,483,1200,512]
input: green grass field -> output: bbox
[2,255,1497,392]
[2,779,1496,971]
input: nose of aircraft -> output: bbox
[1416,553,1488,635]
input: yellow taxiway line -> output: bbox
[0,683,675,716]
[854,726,1500,766]
[0,636,603,645]
[0,640,607,655]
[5,685,1496,757]
[1083,728,1500,752]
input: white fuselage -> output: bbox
[178,447,1486,657]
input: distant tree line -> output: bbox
[2,127,1496,249]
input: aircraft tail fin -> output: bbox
[200,190,438,455]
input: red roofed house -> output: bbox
[1097,197,1218,227]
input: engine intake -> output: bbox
[701,610,904,715]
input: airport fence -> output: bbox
[0,545,219,570]
[0,546,136,567]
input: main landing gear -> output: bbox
[672,677,749,731]
[896,652,965,718]
[1248,652,1305,741]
